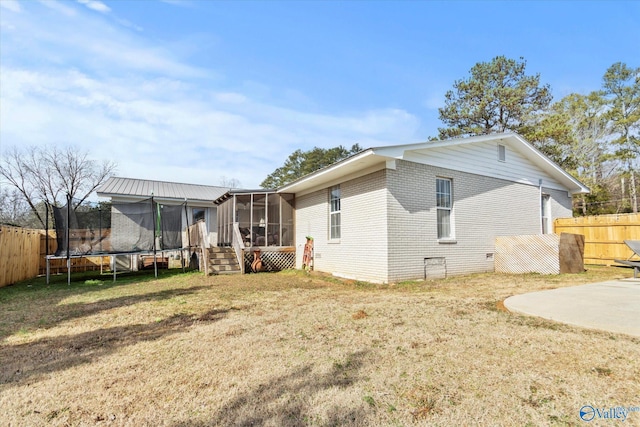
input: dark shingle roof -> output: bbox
[96,177,229,202]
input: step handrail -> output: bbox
[232,222,245,274]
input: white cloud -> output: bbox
[77,0,111,14]
[0,2,421,188]
[1,2,206,79]
[215,93,248,104]
[0,0,21,13]
[37,0,77,17]
[2,65,420,187]
[115,17,143,32]
[159,0,194,7]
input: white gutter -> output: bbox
[96,193,216,205]
[277,149,378,193]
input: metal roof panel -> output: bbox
[97,177,230,202]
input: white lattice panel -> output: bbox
[244,249,296,272]
[495,234,561,275]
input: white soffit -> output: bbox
[277,150,389,194]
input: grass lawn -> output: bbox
[1,266,639,426]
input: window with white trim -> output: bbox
[329,185,341,239]
[436,178,452,239]
[192,207,206,224]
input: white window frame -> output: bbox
[192,207,207,225]
[329,185,341,240]
[436,178,454,240]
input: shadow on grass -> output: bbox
[37,267,193,287]
[0,268,198,306]
[173,350,371,427]
[0,270,205,341]
[0,308,230,387]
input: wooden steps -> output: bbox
[207,247,241,275]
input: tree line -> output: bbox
[437,56,639,215]
[262,57,639,216]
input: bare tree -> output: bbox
[0,145,116,228]
[219,175,242,189]
[0,187,30,226]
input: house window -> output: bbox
[192,208,206,224]
[436,178,452,239]
[498,144,506,162]
[329,185,341,239]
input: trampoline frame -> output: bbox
[46,194,202,285]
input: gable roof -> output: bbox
[96,177,229,203]
[278,133,590,196]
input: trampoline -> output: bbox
[46,194,200,284]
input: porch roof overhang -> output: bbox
[213,189,278,205]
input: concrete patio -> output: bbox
[504,279,640,337]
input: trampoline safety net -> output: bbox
[52,197,188,256]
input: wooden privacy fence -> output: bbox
[0,226,112,288]
[554,213,640,265]
[0,226,41,288]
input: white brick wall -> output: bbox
[386,160,553,281]
[295,169,388,283]
[294,160,576,283]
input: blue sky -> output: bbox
[1,0,639,189]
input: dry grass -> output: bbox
[1,266,639,426]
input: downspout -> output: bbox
[182,199,187,273]
[539,179,543,234]
[152,194,157,278]
[46,203,50,285]
[66,193,71,286]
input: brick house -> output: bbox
[96,133,588,282]
[278,133,589,283]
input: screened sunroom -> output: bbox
[214,190,295,272]
[215,190,294,247]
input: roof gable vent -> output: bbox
[498,144,506,162]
